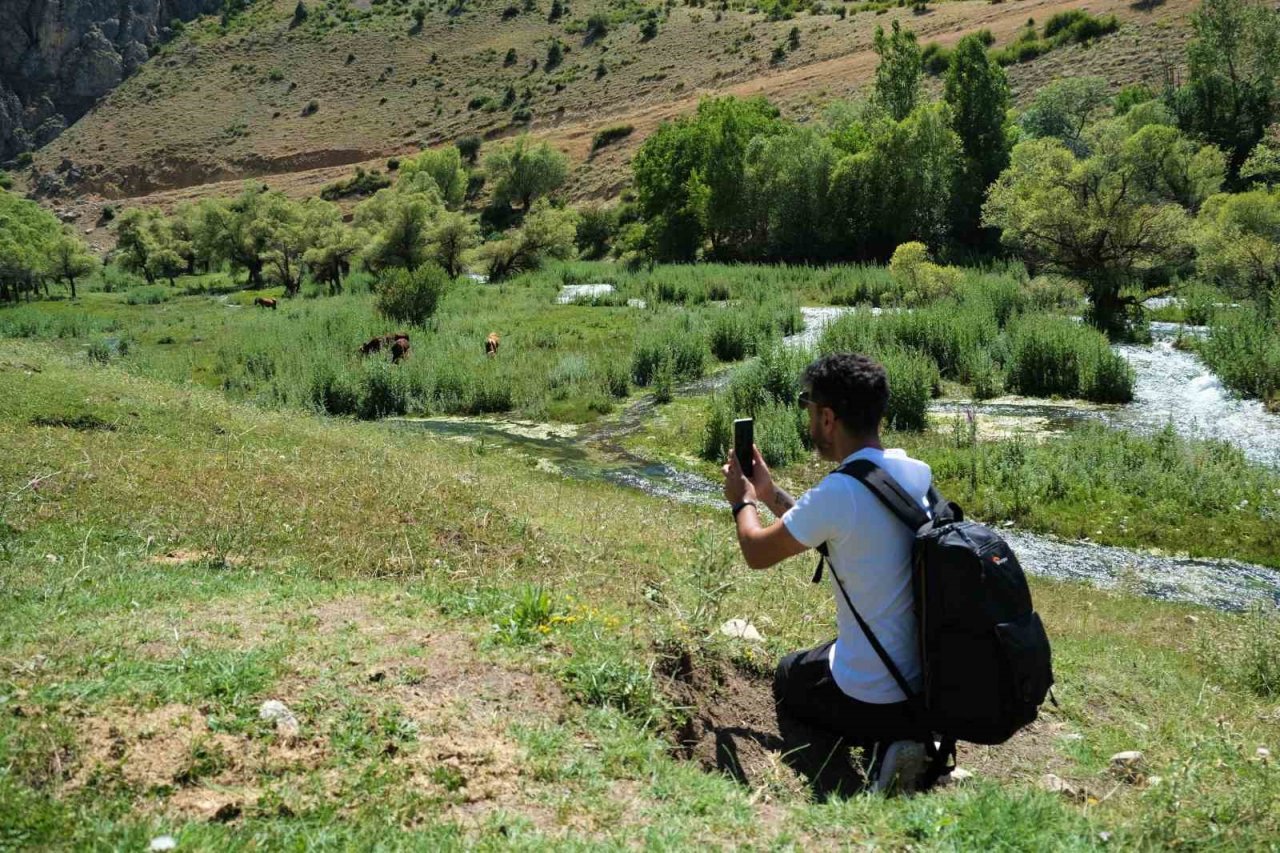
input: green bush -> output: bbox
[310,363,360,415]
[86,339,113,365]
[375,264,449,325]
[1005,316,1133,402]
[358,363,411,419]
[1042,9,1118,44]
[125,286,170,305]
[879,347,937,431]
[707,310,754,362]
[754,398,807,466]
[1180,283,1222,326]
[591,124,635,153]
[631,318,706,386]
[1200,308,1280,407]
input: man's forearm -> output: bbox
[766,487,795,517]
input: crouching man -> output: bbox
[721,353,933,792]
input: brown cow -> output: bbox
[254,297,277,310]
[390,336,411,364]
[359,332,410,357]
[485,332,500,357]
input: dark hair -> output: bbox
[802,352,889,435]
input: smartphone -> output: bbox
[733,418,754,479]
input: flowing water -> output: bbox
[389,308,1280,611]
[1111,323,1280,468]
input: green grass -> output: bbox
[2,339,1279,847]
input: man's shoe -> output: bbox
[874,740,928,795]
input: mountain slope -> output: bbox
[24,0,1194,234]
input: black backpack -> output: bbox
[814,458,1054,785]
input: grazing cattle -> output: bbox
[485,332,500,357]
[361,332,411,362]
[254,297,277,310]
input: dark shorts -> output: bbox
[774,639,917,745]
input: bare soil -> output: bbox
[659,642,1084,802]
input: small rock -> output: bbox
[718,618,763,642]
[1185,615,1199,624]
[1257,747,1271,761]
[149,837,177,852]
[1099,831,1112,843]
[947,767,974,784]
[258,700,300,737]
[367,669,386,683]
[1109,750,1145,780]
[1040,773,1075,795]
[1147,775,1163,786]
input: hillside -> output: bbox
[21,0,1192,244]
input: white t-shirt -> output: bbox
[782,447,931,704]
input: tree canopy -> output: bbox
[483,136,569,211]
[984,118,1224,334]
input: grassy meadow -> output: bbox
[4,254,1280,848]
[3,334,1280,848]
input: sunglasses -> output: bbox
[798,390,817,408]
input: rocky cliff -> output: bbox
[0,0,223,162]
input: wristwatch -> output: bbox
[731,499,758,518]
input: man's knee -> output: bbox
[773,649,803,705]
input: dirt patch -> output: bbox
[67,704,259,804]
[956,716,1091,797]
[148,549,245,567]
[660,644,1076,802]
[658,645,861,802]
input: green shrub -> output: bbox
[1180,283,1222,326]
[591,124,634,153]
[358,363,411,419]
[310,365,360,415]
[755,399,807,466]
[1043,9,1118,44]
[921,42,951,75]
[456,134,482,164]
[708,310,754,362]
[125,286,170,305]
[631,318,706,386]
[879,347,937,431]
[320,168,391,200]
[375,264,449,325]
[597,356,630,398]
[1005,316,1133,402]
[1200,308,1280,406]
[86,339,113,365]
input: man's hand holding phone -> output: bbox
[722,443,776,508]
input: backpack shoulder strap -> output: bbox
[836,458,932,533]
[810,458,931,583]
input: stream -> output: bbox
[390,307,1280,612]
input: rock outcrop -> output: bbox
[0,0,224,162]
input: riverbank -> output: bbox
[2,339,1277,847]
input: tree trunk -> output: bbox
[68,277,77,300]
[1086,283,1130,340]
[248,260,264,288]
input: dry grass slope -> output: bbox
[30,0,1196,246]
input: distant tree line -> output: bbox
[628,0,1280,334]
[0,134,577,304]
